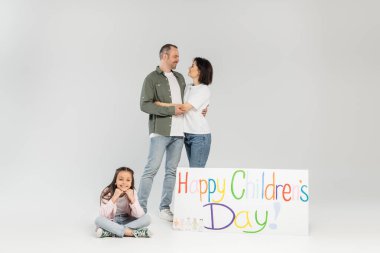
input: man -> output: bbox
[138,44,186,221]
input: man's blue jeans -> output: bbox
[184,133,211,168]
[138,136,184,213]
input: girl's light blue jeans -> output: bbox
[95,214,151,237]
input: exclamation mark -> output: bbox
[269,202,281,229]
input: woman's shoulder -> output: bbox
[198,84,211,94]
[187,83,210,90]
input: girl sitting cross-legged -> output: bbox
[95,167,151,238]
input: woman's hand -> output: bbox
[202,105,208,117]
[125,189,135,204]
[179,103,193,112]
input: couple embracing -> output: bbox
[138,43,214,221]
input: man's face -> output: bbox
[164,47,179,70]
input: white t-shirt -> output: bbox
[184,84,211,134]
[166,72,184,136]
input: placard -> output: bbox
[173,168,309,235]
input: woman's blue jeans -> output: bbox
[184,133,211,168]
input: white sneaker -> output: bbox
[159,209,173,222]
[96,228,113,238]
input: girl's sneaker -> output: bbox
[133,227,151,238]
[96,228,114,238]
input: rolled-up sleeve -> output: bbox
[140,76,175,116]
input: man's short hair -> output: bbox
[159,44,178,59]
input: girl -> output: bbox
[156,57,213,168]
[95,167,151,238]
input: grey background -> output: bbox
[0,0,379,248]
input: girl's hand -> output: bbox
[111,188,124,203]
[114,188,124,197]
[125,189,135,204]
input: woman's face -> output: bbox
[115,171,132,191]
[188,61,200,80]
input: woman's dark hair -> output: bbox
[100,167,135,204]
[194,57,213,85]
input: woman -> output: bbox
[156,57,213,168]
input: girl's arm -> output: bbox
[99,188,123,219]
[129,190,145,218]
[99,196,116,219]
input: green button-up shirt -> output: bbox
[140,66,186,136]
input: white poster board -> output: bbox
[173,168,309,235]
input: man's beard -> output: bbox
[171,62,178,69]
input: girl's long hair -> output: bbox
[100,167,135,205]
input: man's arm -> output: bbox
[140,76,176,116]
[155,102,185,115]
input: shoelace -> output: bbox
[102,230,113,237]
[134,228,149,237]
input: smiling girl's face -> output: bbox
[115,171,132,192]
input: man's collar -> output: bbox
[156,66,178,77]
[155,66,163,74]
